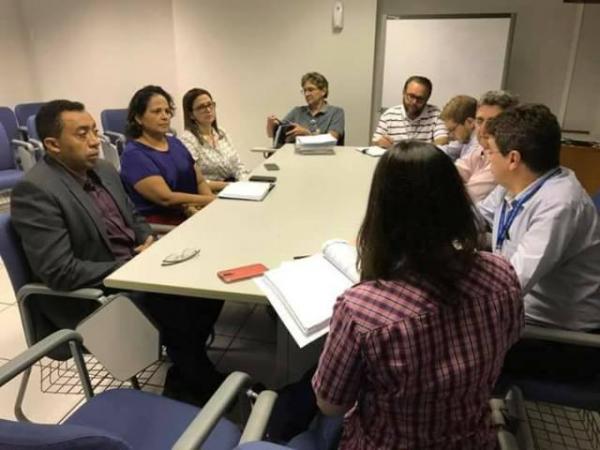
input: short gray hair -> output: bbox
[479,90,519,110]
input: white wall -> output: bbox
[562,5,600,138]
[376,0,584,120]
[171,0,378,168]
[18,0,179,130]
[0,0,38,106]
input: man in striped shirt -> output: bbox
[372,75,448,148]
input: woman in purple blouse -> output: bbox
[120,85,215,225]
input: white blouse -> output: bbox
[180,128,247,181]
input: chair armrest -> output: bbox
[0,329,84,387]
[17,283,106,304]
[11,139,36,154]
[104,131,125,143]
[523,324,600,348]
[172,371,251,450]
[239,390,278,444]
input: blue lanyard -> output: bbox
[495,168,561,251]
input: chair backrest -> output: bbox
[27,115,40,141]
[0,123,17,171]
[0,213,32,296]
[99,137,121,172]
[0,418,131,450]
[101,109,127,135]
[593,190,600,214]
[14,102,44,127]
[0,106,20,141]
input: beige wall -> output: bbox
[376,0,589,127]
[18,0,179,131]
[0,0,38,106]
[1,0,598,159]
[562,5,600,137]
[172,0,378,168]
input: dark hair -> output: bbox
[403,75,432,99]
[486,104,561,174]
[301,72,329,98]
[125,85,175,139]
[357,141,479,301]
[182,88,223,143]
[441,95,477,124]
[36,100,85,144]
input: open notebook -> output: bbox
[256,239,358,347]
[218,181,273,201]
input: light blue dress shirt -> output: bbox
[478,167,600,331]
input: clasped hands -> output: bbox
[267,115,311,139]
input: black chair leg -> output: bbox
[130,376,140,390]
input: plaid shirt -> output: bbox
[313,252,523,450]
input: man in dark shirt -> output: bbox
[10,100,223,405]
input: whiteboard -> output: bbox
[381,15,514,110]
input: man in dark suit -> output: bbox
[10,99,223,405]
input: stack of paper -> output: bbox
[255,240,358,347]
[295,134,337,155]
[218,181,273,201]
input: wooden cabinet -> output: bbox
[560,144,600,195]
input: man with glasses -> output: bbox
[478,104,600,381]
[439,95,478,161]
[372,75,448,148]
[455,90,518,202]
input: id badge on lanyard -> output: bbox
[495,168,561,252]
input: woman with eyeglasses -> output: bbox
[266,72,345,144]
[311,141,523,449]
[180,88,247,188]
[120,85,215,226]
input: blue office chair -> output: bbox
[499,325,600,411]
[14,102,44,129]
[101,109,128,152]
[0,213,113,420]
[26,114,40,141]
[593,190,600,213]
[0,106,21,141]
[234,401,522,450]
[0,124,23,193]
[0,329,278,450]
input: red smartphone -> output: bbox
[217,263,268,283]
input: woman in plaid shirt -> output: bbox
[312,141,524,449]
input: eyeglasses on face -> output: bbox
[193,102,216,112]
[404,93,427,104]
[301,87,321,95]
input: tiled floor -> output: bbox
[0,257,280,424]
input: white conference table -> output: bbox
[104,144,379,383]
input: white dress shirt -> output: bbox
[478,167,600,331]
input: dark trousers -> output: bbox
[502,335,600,382]
[31,291,223,399]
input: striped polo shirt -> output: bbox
[372,104,447,143]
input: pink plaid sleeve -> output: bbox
[312,296,363,407]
